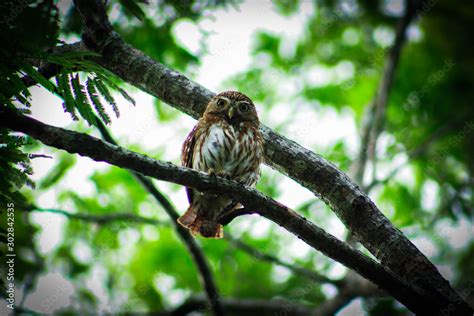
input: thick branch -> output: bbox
[0,107,453,315]
[69,2,472,312]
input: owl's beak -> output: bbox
[227,105,235,119]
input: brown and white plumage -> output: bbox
[178,91,264,238]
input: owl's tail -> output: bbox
[177,206,224,238]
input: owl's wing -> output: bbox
[181,122,201,204]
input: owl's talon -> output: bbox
[236,178,247,185]
[208,168,217,176]
[209,169,231,179]
[218,171,231,179]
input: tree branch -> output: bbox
[0,106,457,315]
[313,290,358,316]
[27,206,166,225]
[352,0,419,186]
[68,2,472,312]
[365,118,460,192]
[26,206,382,315]
[314,272,380,316]
[224,235,342,286]
[28,204,346,291]
[163,296,313,316]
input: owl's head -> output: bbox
[204,91,259,124]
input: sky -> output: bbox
[10,0,474,315]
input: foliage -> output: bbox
[0,130,34,205]
[0,1,137,204]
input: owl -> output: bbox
[178,91,264,238]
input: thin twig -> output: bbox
[365,119,459,192]
[26,205,347,290]
[314,270,382,316]
[346,0,418,248]
[225,235,342,286]
[28,153,53,159]
[352,0,419,186]
[27,206,165,225]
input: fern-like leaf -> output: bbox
[21,63,56,93]
[97,74,135,106]
[56,73,79,121]
[86,78,111,125]
[0,129,35,204]
[93,77,120,118]
[8,72,32,106]
[71,74,96,126]
[0,92,16,108]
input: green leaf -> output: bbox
[13,91,31,107]
[0,129,34,205]
[115,85,136,106]
[93,77,120,118]
[56,73,79,121]
[98,74,136,106]
[0,92,16,108]
[86,78,111,125]
[20,63,56,93]
[8,72,31,104]
[71,74,96,126]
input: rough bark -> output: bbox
[0,106,448,315]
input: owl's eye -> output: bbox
[217,98,226,107]
[239,102,250,112]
